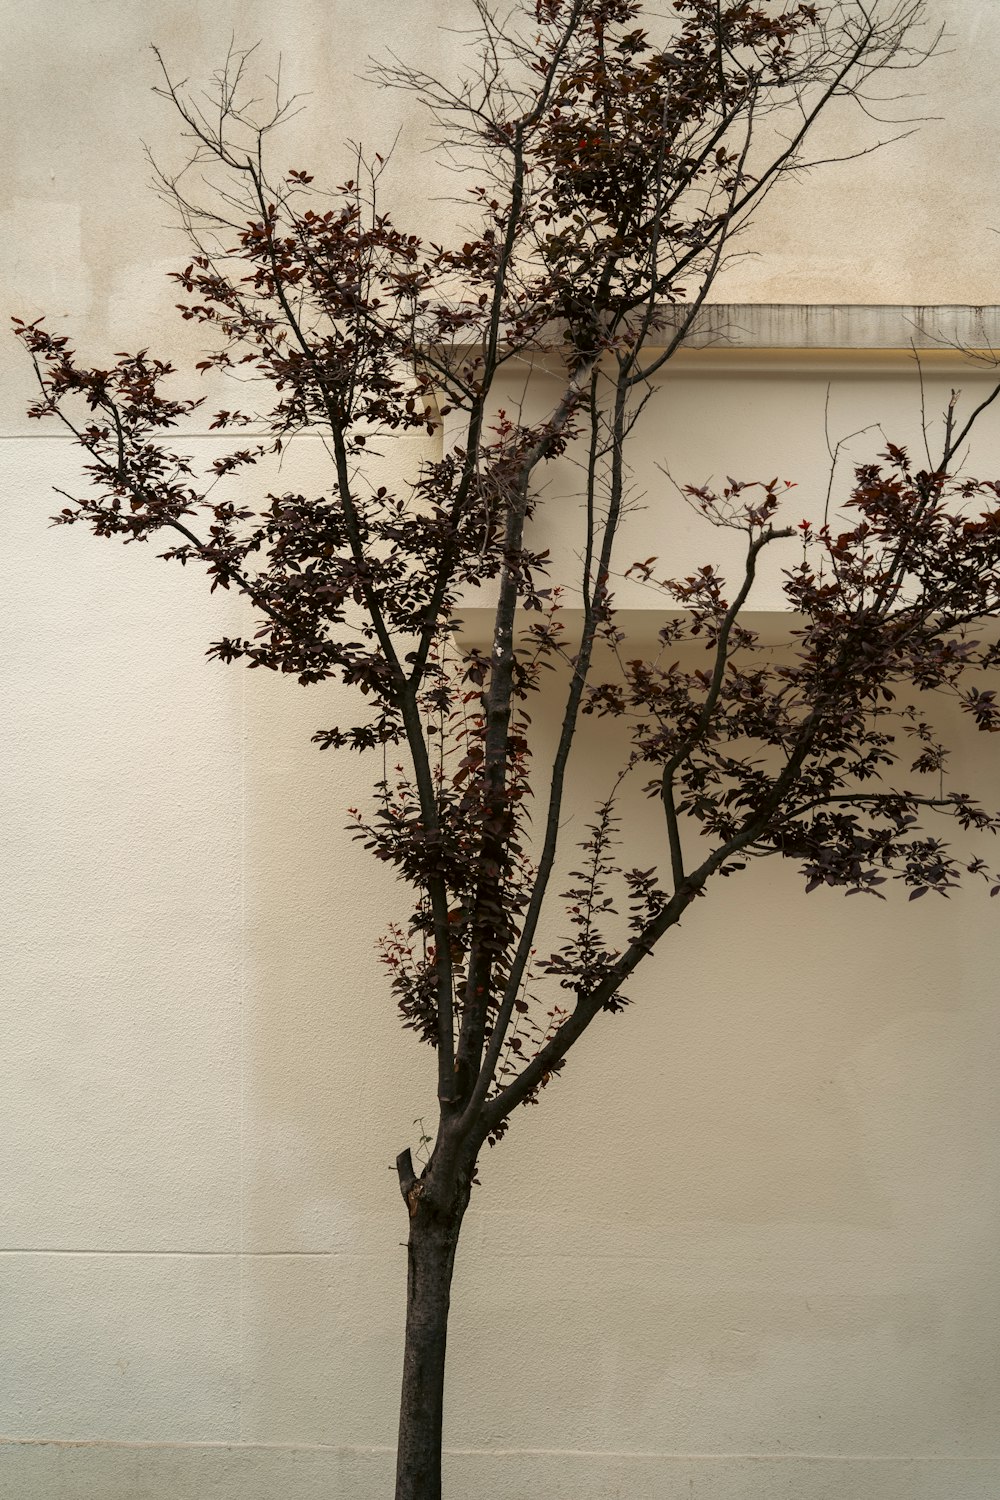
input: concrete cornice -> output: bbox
[439,305,1000,373]
[671,303,1000,351]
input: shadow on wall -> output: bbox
[240,554,1000,1457]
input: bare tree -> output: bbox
[16,4,1000,1498]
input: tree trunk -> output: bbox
[394,1196,467,1500]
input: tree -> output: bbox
[14,3,1000,1497]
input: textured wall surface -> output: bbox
[5,0,1000,437]
[3,3,1000,1497]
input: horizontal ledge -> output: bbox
[660,304,1000,351]
[443,306,1000,362]
[455,607,1000,650]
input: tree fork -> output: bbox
[394,1148,473,1500]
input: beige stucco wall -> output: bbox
[4,0,1000,440]
[3,4,1000,1498]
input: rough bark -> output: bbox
[394,1189,469,1500]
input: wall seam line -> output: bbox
[0,1437,998,1462]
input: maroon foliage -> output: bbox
[17,5,991,1498]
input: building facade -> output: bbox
[3,3,1000,1496]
